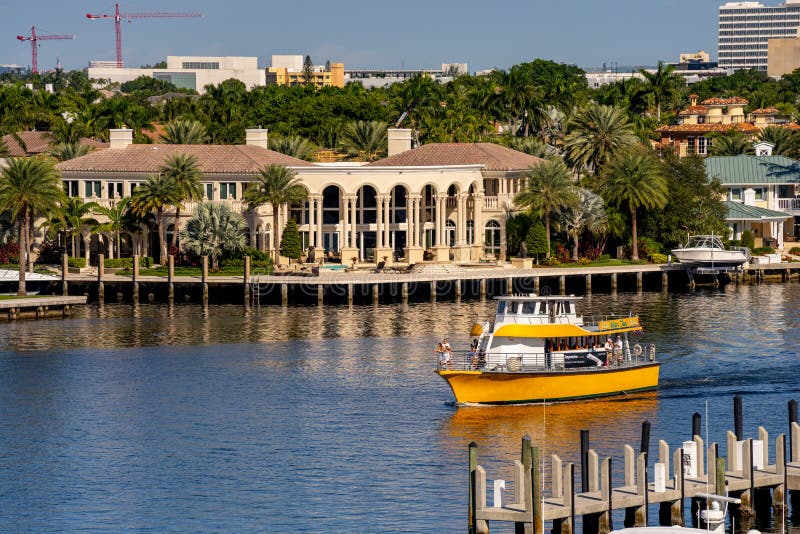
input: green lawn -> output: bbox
[0,294,51,300]
[534,258,651,268]
[115,266,274,277]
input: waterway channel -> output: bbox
[1,284,799,532]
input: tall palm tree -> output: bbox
[638,62,682,121]
[160,118,209,144]
[600,148,667,261]
[158,153,203,248]
[269,134,316,161]
[92,197,131,259]
[757,126,800,157]
[50,142,93,162]
[339,120,388,161]
[50,197,99,258]
[179,202,247,269]
[564,103,638,176]
[555,188,608,261]
[0,157,64,295]
[515,160,578,258]
[243,165,307,252]
[708,131,754,156]
[130,174,182,264]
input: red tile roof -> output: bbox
[366,143,543,171]
[655,123,760,134]
[2,131,107,157]
[750,107,779,115]
[56,144,314,173]
[700,97,748,106]
[678,105,709,115]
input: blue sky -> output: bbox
[2,0,723,72]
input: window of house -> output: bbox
[698,137,708,155]
[64,180,79,197]
[754,187,765,200]
[220,182,236,200]
[687,137,696,153]
[107,182,123,199]
[730,187,743,200]
[130,182,141,196]
[203,183,214,200]
[84,180,101,198]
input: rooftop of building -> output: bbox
[366,143,543,171]
[705,154,800,185]
[2,131,107,157]
[655,123,761,134]
[56,143,313,173]
[723,200,791,221]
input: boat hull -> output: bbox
[436,363,660,405]
[671,249,747,267]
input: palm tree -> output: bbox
[638,62,682,121]
[243,165,307,252]
[555,188,608,261]
[600,148,667,261]
[339,120,388,161]
[50,142,93,162]
[50,197,100,258]
[515,160,578,258]
[563,103,638,176]
[708,131,754,156]
[158,153,203,248]
[92,198,131,259]
[130,174,182,264]
[0,157,64,295]
[269,134,316,161]
[179,202,247,269]
[508,137,559,159]
[757,126,799,157]
[160,119,209,144]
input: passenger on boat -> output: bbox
[442,339,453,368]
[604,339,614,365]
[435,342,445,367]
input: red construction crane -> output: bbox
[16,26,74,74]
[86,3,203,68]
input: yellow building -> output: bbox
[267,62,344,88]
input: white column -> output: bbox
[342,194,349,248]
[308,196,316,247]
[474,192,484,248]
[383,196,391,247]
[436,194,446,246]
[414,196,421,247]
[376,195,384,248]
[315,195,323,249]
[350,196,357,251]
[457,194,466,246]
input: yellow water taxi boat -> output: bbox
[435,294,659,405]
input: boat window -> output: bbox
[564,302,572,314]
[521,302,536,314]
[538,303,547,315]
[497,301,507,314]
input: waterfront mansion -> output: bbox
[55,128,543,265]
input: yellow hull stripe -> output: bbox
[436,363,660,405]
[492,323,643,338]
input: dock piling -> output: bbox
[585,274,592,294]
[97,254,104,302]
[61,253,69,295]
[506,277,513,295]
[692,412,701,439]
[168,255,175,302]
[372,283,379,305]
[734,395,744,440]
[479,278,486,299]
[243,256,250,306]
[401,282,409,303]
[559,275,566,295]
[790,400,798,460]
[581,430,590,492]
[201,256,209,302]
[611,273,618,293]
[636,272,643,292]
[281,283,288,306]
[318,284,324,306]
[430,281,437,302]
[132,254,140,303]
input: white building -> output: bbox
[87,56,266,94]
[718,0,800,71]
[584,71,644,88]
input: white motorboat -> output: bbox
[671,235,749,268]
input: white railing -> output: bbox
[437,349,654,372]
[777,198,800,211]
[484,196,499,209]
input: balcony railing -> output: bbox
[777,198,800,211]
[484,196,499,209]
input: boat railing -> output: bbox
[437,346,656,372]
[582,313,636,327]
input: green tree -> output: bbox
[504,212,533,258]
[243,164,307,252]
[158,153,204,248]
[92,197,131,259]
[0,157,64,294]
[48,197,99,258]
[179,202,247,269]
[129,174,182,264]
[555,188,608,261]
[50,142,92,162]
[757,126,799,157]
[708,131,754,156]
[515,160,578,258]
[303,55,314,86]
[339,120,388,161]
[525,220,548,263]
[269,134,316,161]
[600,148,667,260]
[564,103,638,175]
[638,62,683,121]
[160,119,209,144]
[280,218,302,259]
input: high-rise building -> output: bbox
[718,0,800,71]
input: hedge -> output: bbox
[102,257,154,268]
[68,257,86,268]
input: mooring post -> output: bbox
[789,400,798,460]
[132,254,140,303]
[532,444,542,534]
[281,283,288,307]
[635,452,648,527]
[97,253,104,303]
[506,277,513,295]
[599,458,612,534]
[585,274,592,294]
[636,271,643,292]
[692,412,701,439]
[317,284,324,306]
[518,435,533,534]
[581,430,590,492]
[662,271,668,291]
[431,281,437,302]
[168,254,175,302]
[641,421,651,456]
[533,276,540,294]
[611,272,618,293]
[401,282,408,304]
[479,278,486,299]
[347,283,353,306]
[740,439,754,517]
[734,395,744,440]
[243,255,250,306]
[61,253,69,295]
[672,448,684,526]
[469,441,477,534]
[372,283,379,305]
[455,279,462,299]
[559,275,566,295]
[201,256,209,302]
[775,434,787,513]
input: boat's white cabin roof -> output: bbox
[494,294,583,302]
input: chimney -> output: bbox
[109,128,133,149]
[689,94,698,107]
[246,128,269,149]
[387,128,412,157]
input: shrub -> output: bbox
[751,246,775,255]
[103,258,133,269]
[544,256,561,266]
[790,247,800,256]
[279,219,302,260]
[649,253,668,264]
[741,230,755,249]
[597,254,611,262]
[576,257,591,265]
[68,257,86,268]
[0,242,19,264]
[36,241,62,264]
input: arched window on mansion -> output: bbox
[445,220,456,247]
[484,220,501,256]
[466,220,474,245]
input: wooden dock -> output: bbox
[468,401,800,534]
[0,295,86,320]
